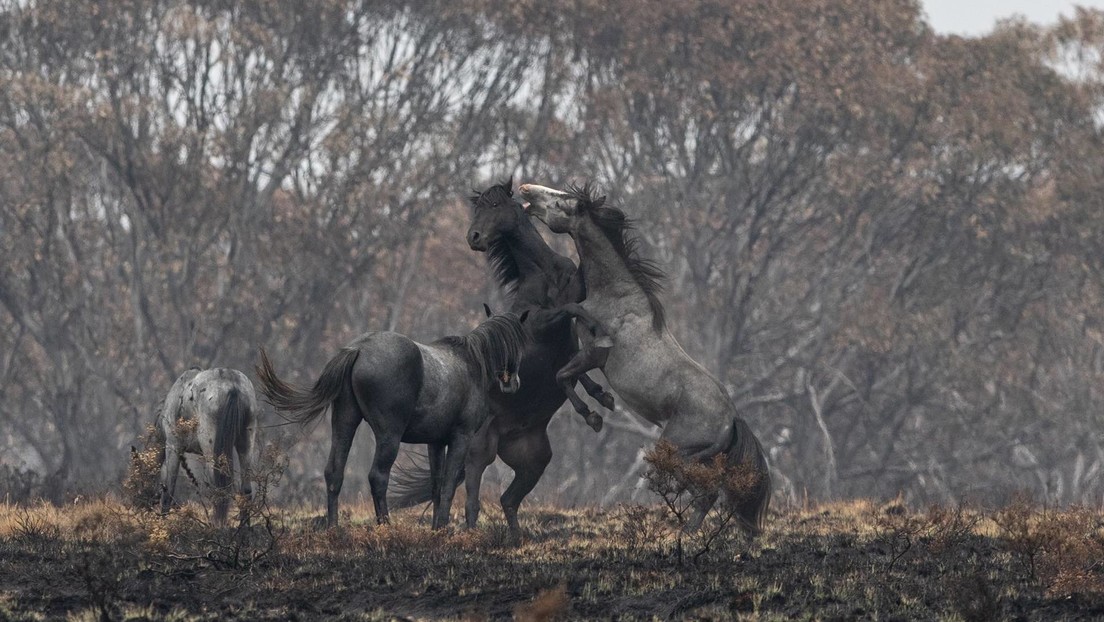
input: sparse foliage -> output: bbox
[643,440,761,563]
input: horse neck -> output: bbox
[500,219,569,295]
[572,217,642,301]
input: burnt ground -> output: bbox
[1,498,1102,620]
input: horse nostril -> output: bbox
[468,230,481,246]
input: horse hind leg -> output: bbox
[497,429,552,535]
[322,391,362,528]
[685,491,720,533]
[464,419,499,529]
[235,421,258,525]
[196,429,232,525]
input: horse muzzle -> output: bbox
[497,371,521,394]
[467,228,488,251]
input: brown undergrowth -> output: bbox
[1,495,1103,620]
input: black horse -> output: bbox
[256,308,527,529]
[391,179,613,533]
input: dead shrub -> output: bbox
[152,443,288,572]
[613,503,668,557]
[924,503,981,555]
[12,504,61,545]
[643,440,762,564]
[993,495,1104,597]
[871,502,925,572]
[947,571,1002,622]
[123,425,165,511]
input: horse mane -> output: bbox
[470,178,521,293]
[567,182,668,332]
[440,312,527,390]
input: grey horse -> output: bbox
[157,367,261,524]
[519,182,772,534]
[256,308,528,529]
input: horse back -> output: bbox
[348,334,482,443]
[166,368,258,453]
[345,331,428,413]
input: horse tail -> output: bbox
[212,386,244,521]
[255,346,360,426]
[387,451,442,510]
[726,417,772,535]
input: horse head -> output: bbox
[519,183,606,235]
[467,177,523,251]
[478,304,529,394]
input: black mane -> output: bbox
[470,179,521,293]
[439,312,527,390]
[567,183,667,332]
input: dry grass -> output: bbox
[1,496,1103,620]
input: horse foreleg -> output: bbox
[556,303,606,337]
[323,399,361,529]
[159,444,182,515]
[464,418,499,529]
[577,373,615,411]
[556,346,609,433]
[498,429,552,536]
[426,442,446,523]
[432,435,471,530]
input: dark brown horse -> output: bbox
[390,179,613,533]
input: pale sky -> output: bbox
[922,0,1104,35]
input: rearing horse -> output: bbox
[390,179,613,533]
[520,182,772,534]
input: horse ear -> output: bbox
[519,310,530,324]
[483,303,493,317]
[594,195,607,208]
[506,175,514,195]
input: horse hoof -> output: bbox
[586,412,604,433]
[597,392,615,411]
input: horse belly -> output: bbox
[602,340,673,424]
[401,354,481,444]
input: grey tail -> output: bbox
[255,347,360,426]
[387,450,438,510]
[212,387,245,522]
[726,417,772,535]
